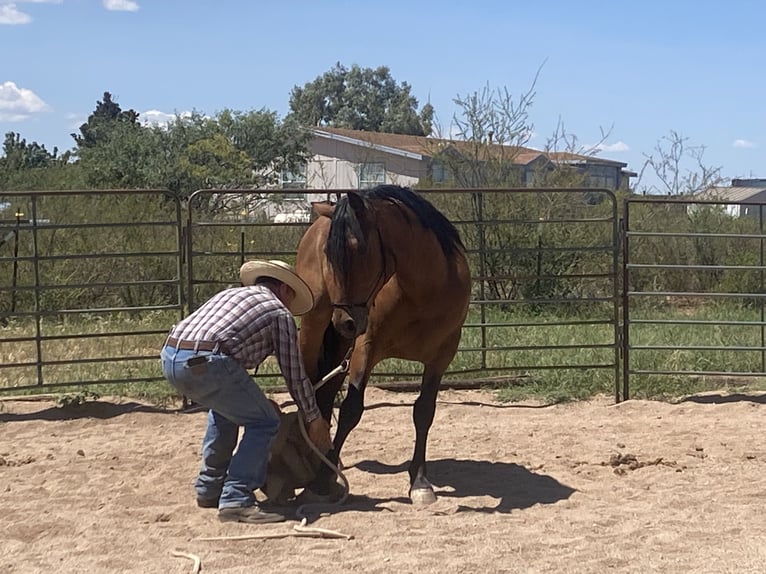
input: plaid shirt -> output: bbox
[169,285,320,421]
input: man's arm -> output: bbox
[271,311,321,423]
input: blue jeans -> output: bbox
[160,346,280,509]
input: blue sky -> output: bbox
[1,0,764,191]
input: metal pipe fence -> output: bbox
[622,197,766,399]
[1,187,620,397]
[0,190,184,391]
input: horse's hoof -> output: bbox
[409,487,437,505]
[295,489,337,505]
[296,480,347,505]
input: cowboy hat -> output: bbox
[239,259,314,315]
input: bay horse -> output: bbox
[295,184,471,504]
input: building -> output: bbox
[281,127,634,204]
[695,179,766,217]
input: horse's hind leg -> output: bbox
[409,363,444,505]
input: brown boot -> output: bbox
[218,504,286,524]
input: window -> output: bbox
[358,162,385,189]
[585,174,615,190]
[431,161,451,184]
[584,166,616,190]
[281,163,307,199]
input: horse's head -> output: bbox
[316,191,390,339]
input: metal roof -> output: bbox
[697,186,766,202]
[312,126,628,168]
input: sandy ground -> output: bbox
[0,387,764,574]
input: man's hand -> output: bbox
[307,416,333,453]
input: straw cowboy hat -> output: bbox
[240,260,314,315]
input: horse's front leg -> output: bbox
[305,353,371,500]
[333,378,366,453]
[408,364,443,505]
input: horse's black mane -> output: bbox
[326,185,464,277]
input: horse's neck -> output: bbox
[378,209,447,291]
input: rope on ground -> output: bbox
[0,393,61,402]
[170,550,201,573]
[293,412,350,522]
[196,526,352,542]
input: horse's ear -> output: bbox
[312,201,334,219]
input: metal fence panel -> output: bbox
[186,188,621,397]
[622,197,766,399]
[1,187,620,397]
[0,190,184,392]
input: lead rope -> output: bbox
[314,345,353,392]
[314,344,354,427]
[293,345,354,526]
[294,413,350,526]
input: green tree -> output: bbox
[1,132,65,170]
[214,109,312,182]
[159,108,312,195]
[70,91,160,188]
[178,132,252,187]
[288,62,433,135]
[69,91,312,195]
[72,91,141,150]
[76,120,165,188]
[0,132,81,191]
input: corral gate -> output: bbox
[0,188,621,398]
[622,196,766,399]
[0,190,184,392]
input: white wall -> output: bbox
[307,136,425,191]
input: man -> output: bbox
[160,259,332,524]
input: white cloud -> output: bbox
[65,112,87,130]
[592,141,630,153]
[0,81,51,121]
[103,0,139,12]
[733,139,756,149]
[66,109,192,132]
[0,0,62,25]
[0,4,31,24]
[140,110,177,127]
[140,109,192,127]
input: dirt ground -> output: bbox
[1,387,764,574]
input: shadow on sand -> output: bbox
[351,457,575,514]
[679,392,766,405]
[364,400,554,411]
[0,400,173,422]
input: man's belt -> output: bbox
[165,337,221,352]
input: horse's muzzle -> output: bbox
[332,304,368,339]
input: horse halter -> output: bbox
[330,226,390,316]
